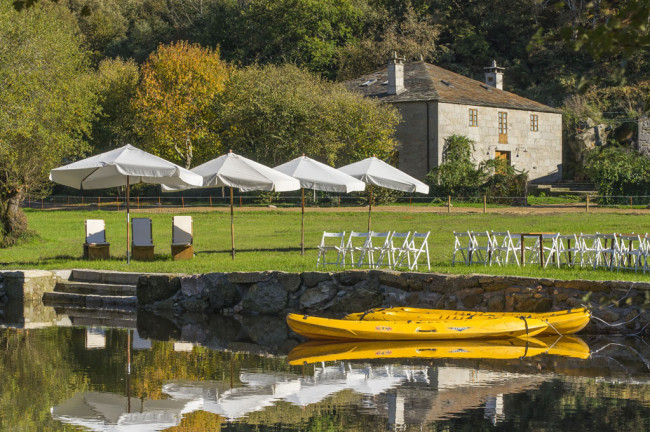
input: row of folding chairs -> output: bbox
[317,231,430,271]
[453,231,650,272]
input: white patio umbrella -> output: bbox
[164,151,300,259]
[274,155,366,255]
[49,144,203,263]
[338,156,429,231]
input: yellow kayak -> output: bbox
[343,307,591,335]
[288,338,549,365]
[286,313,549,341]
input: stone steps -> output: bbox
[43,292,137,310]
[43,269,140,313]
[53,306,136,328]
[54,281,136,296]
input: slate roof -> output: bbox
[344,62,563,114]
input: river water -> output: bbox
[1,311,649,431]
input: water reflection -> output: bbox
[1,307,650,431]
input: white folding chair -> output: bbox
[557,234,580,267]
[469,231,492,265]
[371,231,393,268]
[171,216,194,260]
[452,231,472,266]
[617,234,643,272]
[578,233,601,268]
[387,232,411,269]
[489,231,520,266]
[407,231,430,271]
[343,231,372,267]
[316,231,346,267]
[132,217,154,260]
[83,219,110,259]
[596,233,620,270]
[541,233,562,268]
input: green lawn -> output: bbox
[2,208,650,281]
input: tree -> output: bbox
[91,57,140,151]
[133,40,231,168]
[0,1,97,246]
[425,135,483,197]
[584,145,650,203]
[216,63,400,167]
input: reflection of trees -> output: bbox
[130,342,297,400]
[165,410,225,432]
[0,328,89,430]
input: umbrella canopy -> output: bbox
[50,144,203,262]
[274,155,366,255]
[50,144,203,190]
[175,151,300,192]
[164,151,301,259]
[338,156,429,231]
[274,156,366,193]
[338,156,429,194]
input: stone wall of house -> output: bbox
[0,270,66,326]
[437,103,563,182]
[393,101,434,180]
[137,270,650,336]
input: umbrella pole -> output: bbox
[126,176,130,264]
[301,188,305,256]
[367,184,373,232]
[230,187,235,260]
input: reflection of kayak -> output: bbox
[343,307,591,335]
[287,338,548,365]
[286,313,548,341]
[538,335,591,359]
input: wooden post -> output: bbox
[137,196,140,210]
[158,196,161,210]
[483,195,487,213]
[181,196,184,209]
[630,196,633,207]
[448,195,451,213]
[338,196,340,207]
[586,195,590,213]
[209,195,212,208]
[82,196,84,205]
[367,185,373,232]
[239,196,242,207]
[98,196,100,208]
[41,198,43,209]
[67,196,70,205]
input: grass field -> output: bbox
[2,207,650,281]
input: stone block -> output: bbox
[137,274,181,304]
[301,272,331,287]
[299,281,338,309]
[242,280,288,314]
[227,271,274,284]
[277,273,302,293]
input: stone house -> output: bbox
[344,56,563,182]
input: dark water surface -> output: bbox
[1,311,649,432]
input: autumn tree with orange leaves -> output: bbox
[133,41,230,168]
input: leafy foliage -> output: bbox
[426,135,527,199]
[133,40,231,168]
[216,63,399,167]
[0,0,97,245]
[584,146,650,203]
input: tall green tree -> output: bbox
[0,1,97,246]
[216,63,400,167]
[133,40,231,168]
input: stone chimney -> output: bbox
[484,60,505,90]
[387,52,406,95]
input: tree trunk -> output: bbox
[0,187,29,247]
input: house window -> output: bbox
[469,109,478,127]
[498,112,508,143]
[530,114,539,131]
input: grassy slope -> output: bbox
[1,208,649,281]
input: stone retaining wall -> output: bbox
[137,270,650,335]
[0,270,68,326]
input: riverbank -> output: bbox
[2,269,647,336]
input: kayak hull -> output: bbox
[286,313,548,341]
[287,338,549,365]
[343,307,591,335]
